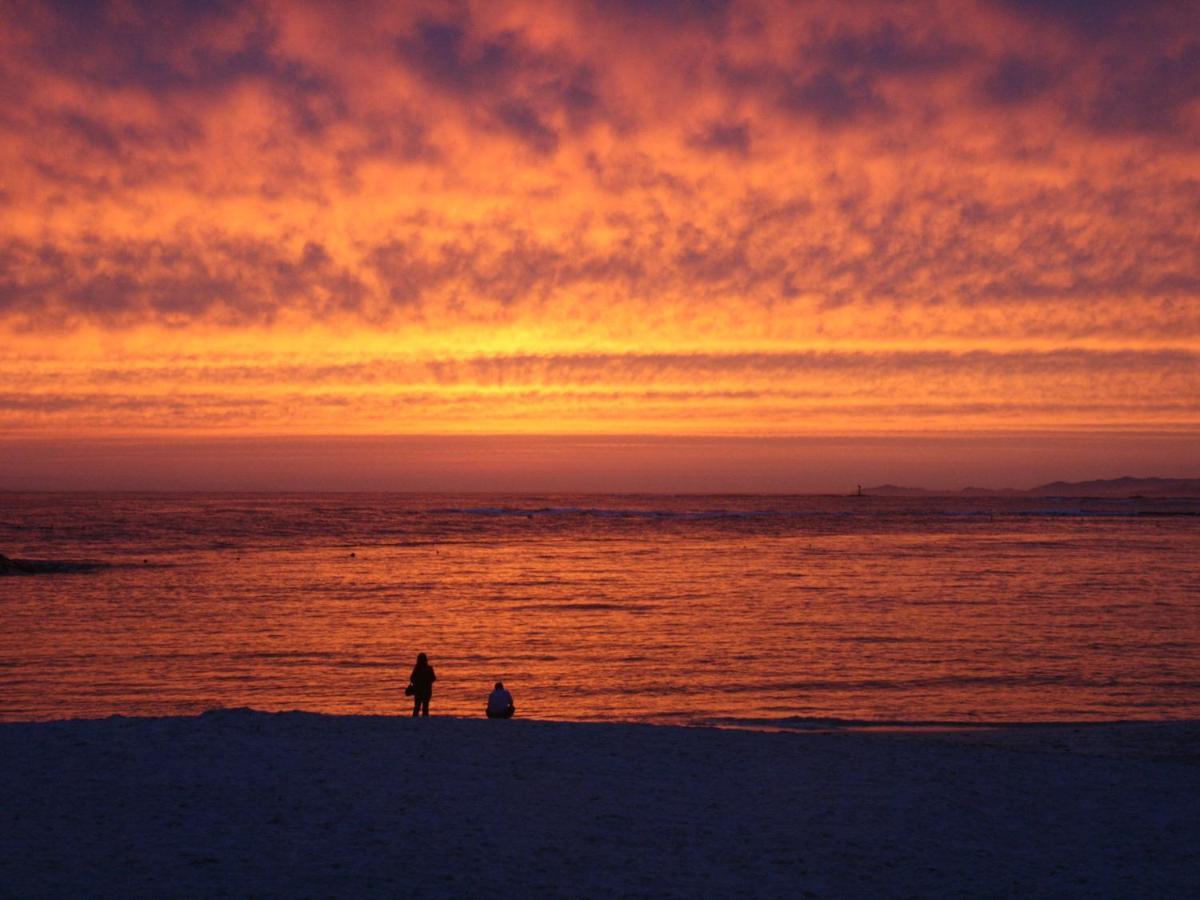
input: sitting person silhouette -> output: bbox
[486,681,515,719]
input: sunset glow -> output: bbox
[2,1,1197,488]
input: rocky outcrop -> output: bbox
[0,553,107,575]
[0,553,35,575]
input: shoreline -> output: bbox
[3,711,1197,896]
[6,707,1198,736]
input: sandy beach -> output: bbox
[2,711,1197,897]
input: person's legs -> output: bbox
[420,696,430,716]
[412,695,421,717]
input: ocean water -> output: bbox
[1,492,1198,726]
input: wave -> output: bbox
[427,505,769,519]
[506,601,650,612]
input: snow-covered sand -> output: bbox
[2,711,1197,897]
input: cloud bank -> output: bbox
[0,0,1197,448]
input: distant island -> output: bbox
[863,477,1200,498]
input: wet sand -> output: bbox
[2,711,1197,897]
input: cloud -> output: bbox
[30,0,288,90]
[1,0,1198,444]
[777,69,886,124]
[2,347,1194,437]
[1086,40,1200,134]
[598,0,733,31]
[492,99,560,153]
[0,235,367,326]
[987,0,1200,135]
[992,0,1162,37]
[977,55,1059,104]
[812,19,969,75]
[17,0,345,133]
[390,12,604,152]
[686,120,751,156]
[395,19,522,94]
[4,161,1198,344]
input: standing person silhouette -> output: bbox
[409,652,436,717]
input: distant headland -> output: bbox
[863,476,1200,498]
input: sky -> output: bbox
[0,0,1197,491]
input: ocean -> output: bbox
[1,492,1197,726]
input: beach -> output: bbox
[2,711,1197,897]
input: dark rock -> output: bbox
[0,553,35,575]
[0,553,108,575]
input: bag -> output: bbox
[404,683,415,696]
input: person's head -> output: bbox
[417,652,428,666]
[494,681,504,690]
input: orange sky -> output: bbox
[1,0,1197,490]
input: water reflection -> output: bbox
[1,493,1197,724]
